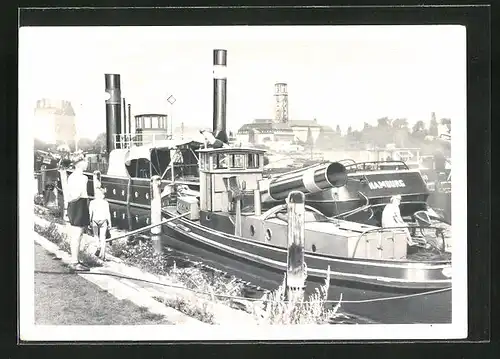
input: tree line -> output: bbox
[309,114,451,155]
[35,114,451,157]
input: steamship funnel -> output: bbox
[213,49,229,144]
[104,74,122,153]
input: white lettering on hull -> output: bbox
[368,179,406,190]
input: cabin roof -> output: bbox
[134,113,168,118]
[197,147,266,155]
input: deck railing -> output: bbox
[343,160,410,172]
[113,133,173,149]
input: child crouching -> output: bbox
[89,187,112,260]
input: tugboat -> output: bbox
[153,49,451,324]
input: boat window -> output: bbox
[146,116,152,128]
[265,228,272,241]
[200,154,208,171]
[135,118,140,130]
[248,153,260,169]
[215,154,228,169]
[230,154,245,169]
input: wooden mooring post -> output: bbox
[286,190,307,302]
[58,169,69,221]
[40,165,47,195]
[150,175,162,242]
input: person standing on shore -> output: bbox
[89,187,112,261]
[65,151,90,271]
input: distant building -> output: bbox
[236,118,328,146]
[34,99,77,147]
[235,82,337,146]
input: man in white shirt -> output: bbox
[381,195,415,246]
[65,151,90,271]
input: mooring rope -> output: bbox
[104,212,191,243]
[72,269,451,305]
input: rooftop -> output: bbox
[197,147,267,154]
[34,99,76,116]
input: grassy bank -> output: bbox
[35,243,171,325]
[34,201,344,325]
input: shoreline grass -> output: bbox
[33,202,344,325]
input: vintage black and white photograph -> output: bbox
[19,24,467,341]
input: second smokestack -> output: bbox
[213,49,228,144]
[105,74,122,152]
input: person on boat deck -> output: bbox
[433,150,447,191]
[89,186,112,261]
[381,195,416,246]
[65,151,91,271]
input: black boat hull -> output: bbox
[160,219,451,324]
[159,208,452,324]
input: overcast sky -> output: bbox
[19,25,466,140]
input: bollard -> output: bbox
[285,190,307,302]
[58,169,69,221]
[41,165,47,195]
[150,175,162,236]
[92,170,102,196]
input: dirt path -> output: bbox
[34,242,172,325]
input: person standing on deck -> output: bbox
[381,195,415,246]
[89,187,112,261]
[66,151,90,271]
[433,149,447,191]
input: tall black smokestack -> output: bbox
[213,49,228,144]
[122,98,127,134]
[105,74,122,152]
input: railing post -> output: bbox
[58,169,69,221]
[92,170,101,196]
[150,175,162,236]
[286,190,307,302]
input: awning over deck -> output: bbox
[105,140,203,177]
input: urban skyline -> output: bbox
[20,25,466,141]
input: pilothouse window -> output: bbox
[215,154,228,169]
[247,153,260,169]
[230,154,245,169]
